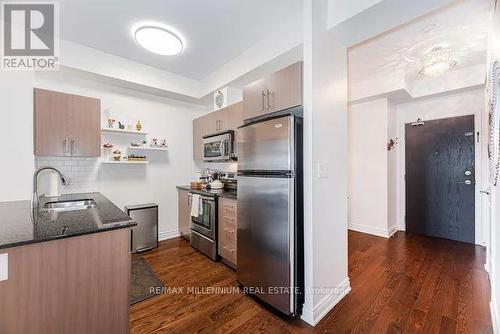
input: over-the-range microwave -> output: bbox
[202,130,236,162]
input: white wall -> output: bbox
[0,72,34,202]
[346,88,487,242]
[387,99,398,232]
[327,0,382,29]
[348,99,390,236]
[32,69,206,238]
[487,1,500,331]
[302,0,349,325]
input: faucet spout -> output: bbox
[31,166,69,221]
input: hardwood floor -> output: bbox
[130,231,492,333]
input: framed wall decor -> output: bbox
[488,60,500,186]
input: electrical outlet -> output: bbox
[0,253,7,282]
[317,163,329,178]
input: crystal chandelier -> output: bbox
[418,47,457,77]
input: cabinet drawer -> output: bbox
[219,239,237,264]
[219,198,237,216]
[219,220,237,241]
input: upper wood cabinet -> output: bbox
[34,88,101,157]
[192,102,243,160]
[243,62,303,121]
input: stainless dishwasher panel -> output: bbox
[126,203,159,253]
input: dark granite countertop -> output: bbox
[176,186,237,200]
[0,192,136,250]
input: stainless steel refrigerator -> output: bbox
[237,112,303,316]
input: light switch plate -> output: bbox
[318,163,329,178]
[0,253,8,282]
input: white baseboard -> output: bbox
[348,222,398,239]
[492,298,499,334]
[486,251,492,275]
[301,278,351,326]
[158,229,181,241]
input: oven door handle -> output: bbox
[188,193,215,202]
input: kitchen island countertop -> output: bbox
[0,192,136,250]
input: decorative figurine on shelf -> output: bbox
[151,138,158,147]
[136,121,142,132]
[103,143,113,149]
[118,122,125,130]
[160,139,167,148]
[387,137,399,151]
[113,150,122,161]
[131,141,141,147]
[104,109,115,129]
[142,140,147,147]
[107,118,116,129]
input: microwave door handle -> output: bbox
[221,140,226,157]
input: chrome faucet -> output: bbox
[31,166,69,220]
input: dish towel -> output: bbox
[191,194,202,218]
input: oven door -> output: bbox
[189,194,216,240]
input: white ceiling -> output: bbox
[57,0,303,81]
[348,0,491,84]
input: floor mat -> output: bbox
[130,257,164,305]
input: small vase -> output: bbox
[136,121,142,132]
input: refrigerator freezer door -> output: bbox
[237,175,295,315]
[238,116,294,172]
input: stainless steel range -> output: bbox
[188,193,217,260]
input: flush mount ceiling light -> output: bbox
[133,25,184,56]
[418,47,457,77]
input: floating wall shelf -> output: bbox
[128,146,167,151]
[101,160,150,165]
[101,128,148,135]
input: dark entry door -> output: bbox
[405,115,475,244]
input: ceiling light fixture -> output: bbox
[418,47,457,77]
[133,24,184,56]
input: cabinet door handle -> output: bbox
[223,246,234,253]
[63,137,69,154]
[71,137,76,155]
[267,89,272,110]
[262,91,266,111]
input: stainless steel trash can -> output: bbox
[125,203,159,253]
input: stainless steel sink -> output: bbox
[41,199,97,213]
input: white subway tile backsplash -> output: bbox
[35,157,99,195]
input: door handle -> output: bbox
[480,190,491,195]
[459,180,473,185]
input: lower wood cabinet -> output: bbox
[0,229,130,334]
[177,189,191,241]
[218,197,237,268]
